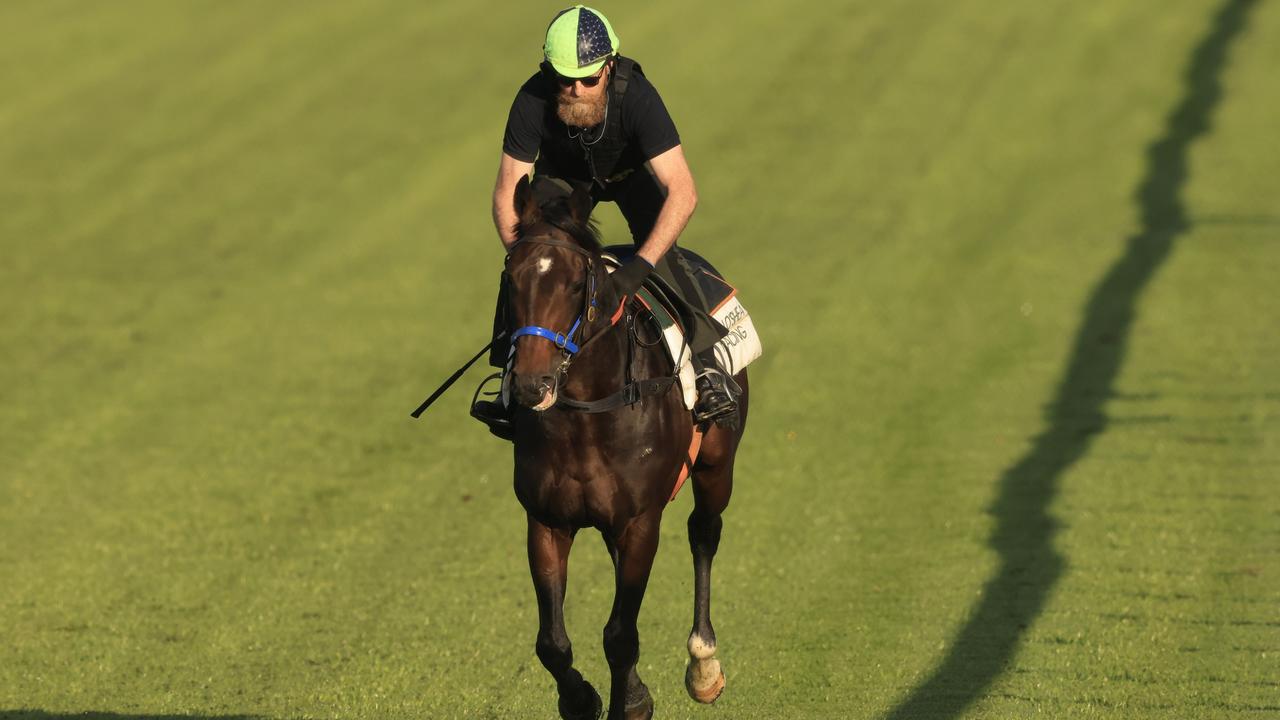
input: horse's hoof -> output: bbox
[623,696,654,720]
[619,683,654,720]
[685,658,725,704]
[559,681,603,720]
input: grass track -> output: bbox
[1,1,1277,718]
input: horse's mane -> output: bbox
[517,195,602,254]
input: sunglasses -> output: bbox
[545,62,608,88]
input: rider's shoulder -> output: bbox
[615,57,660,97]
[516,71,554,101]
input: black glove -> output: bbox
[609,256,654,298]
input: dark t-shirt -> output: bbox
[501,59,681,184]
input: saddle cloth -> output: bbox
[602,246,763,410]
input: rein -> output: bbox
[507,234,677,414]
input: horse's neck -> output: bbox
[561,314,629,399]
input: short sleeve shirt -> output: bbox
[501,59,681,183]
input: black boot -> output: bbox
[470,373,514,441]
[471,400,514,441]
[692,354,738,428]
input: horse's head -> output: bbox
[504,176,606,411]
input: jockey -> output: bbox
[474,4,738,431]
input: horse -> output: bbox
[499,175,749,720]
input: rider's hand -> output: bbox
[608,256,654,298]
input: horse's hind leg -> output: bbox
[602,512,661,720]
[527,516,603,720]
[684,431,737,704]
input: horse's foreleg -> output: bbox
[602,513,660,720]
[528,515,602,720]
[685,454,733,704]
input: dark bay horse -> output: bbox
[501,175,749,720]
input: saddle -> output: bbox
[601,245,762,410]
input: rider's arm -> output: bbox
[636,144,698,266]
[493,152,535,249]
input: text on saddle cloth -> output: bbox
[601,248,763,410]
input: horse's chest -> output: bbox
[513,449,653,528]
[514,470,597,526]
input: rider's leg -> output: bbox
[614,167,739,426]
[471,270,515,438]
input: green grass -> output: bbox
[2,1,1277,718]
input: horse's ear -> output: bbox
[568,184,593,227]
[514,175,540,228]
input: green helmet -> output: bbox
[543,5,621,78]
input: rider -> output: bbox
[475,5,738,431]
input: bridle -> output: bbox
[410,228,669,422]
[504,232,676,413]
[508,235,600,355]
[504,229,609,351]
[505,233,612,393]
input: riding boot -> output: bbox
[692,348,738,428]
[470,373,514,442]
[470,397,514,441]
[472,273,515,441]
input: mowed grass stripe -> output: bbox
[0,3,563,714]
[742,0,1280,712]
[1050,0,1280,706]
[4,25,506,565]
[964,0,1280,716]
[0,8,506,711]
[1,3,488,466]
[0,3,321,243]
[3,3,437,258]
[733,0,1144,702]
[705,3,1087,709]
[650,2,1218,712]
[0,2,271,133]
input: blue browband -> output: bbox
[511,315,585,354]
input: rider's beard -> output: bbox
[556,90,607,129]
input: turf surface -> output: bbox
[1,1,1277,718]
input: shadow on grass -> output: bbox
[881,0,1258,717]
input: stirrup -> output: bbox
[693,369,739,427]
[470,372,514,441]
[701,367,742,395]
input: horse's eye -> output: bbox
[569,280,586,293]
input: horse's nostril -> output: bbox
[511,373,558,407]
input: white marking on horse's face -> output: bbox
[537,257,553,275]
